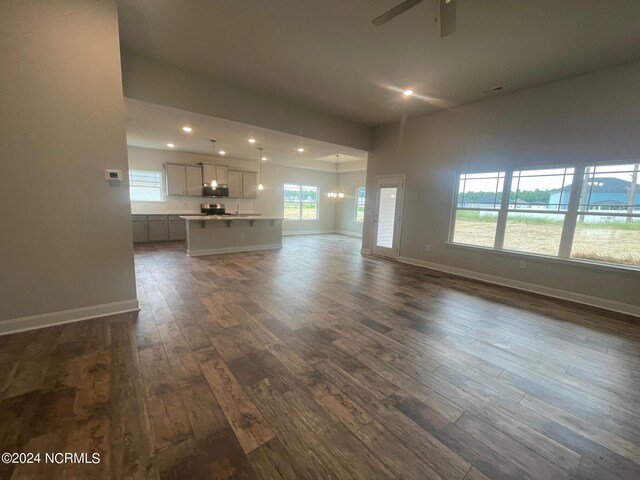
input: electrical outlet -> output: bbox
[425,244,432,252]
[519,260,527,269]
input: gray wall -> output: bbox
[336,171,367,237]
[0,0,137,322]
[363,61,640,310]
[121,51,372,151]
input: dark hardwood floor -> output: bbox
[1,234,640,479]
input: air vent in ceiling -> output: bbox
[482,85,504,94]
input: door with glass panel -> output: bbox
[372,175,405,258]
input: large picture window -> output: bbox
[450,163,639,268]
[283,184,319,220]
[129,170,163,202]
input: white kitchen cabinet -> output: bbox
[227,170,258,198]
[215,165,228,185]
[242,171,258,199]
[227,170,243,198]
[202,164,228,186]
[166,164,203,196]
[166,164,186,195]
[185,165,203,196]
[202,164,215,186]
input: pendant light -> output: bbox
[328,155,344,198]
[257,147,264,191]
[209,139,218,188]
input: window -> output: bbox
[453,172,504,248]
[129,170,163,202]
[283,184,319,220]
[572,164,640,267]
[356,187,366,222]
[503,168,573,256]
[451,163,639,268]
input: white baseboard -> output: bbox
[282,230,336,236]
[361,248,371,255]
[397,256,640,317]
[187,243,282,256]
[336,230,363,238]
[0,299,140,336]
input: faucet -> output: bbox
[235,200,240,215]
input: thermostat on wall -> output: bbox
[104,169,123,181]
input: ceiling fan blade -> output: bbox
[439,0,457,37]
[372,0,425,26]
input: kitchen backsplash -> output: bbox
[131,196,256,214]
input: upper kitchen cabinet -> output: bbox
[166,163,203,196]
[166,164,186,195]
[202,164,228,186]
[227,170,243,198]
[185,165,203,196]
[227,170,258,198]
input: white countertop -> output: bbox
[180,215,285,221]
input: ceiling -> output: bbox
[116,0,640,126]
[124,98,368,171]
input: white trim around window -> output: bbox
[283,184,319,220]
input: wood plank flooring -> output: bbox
[1,234,640,479]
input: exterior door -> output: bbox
[372,175,405,258]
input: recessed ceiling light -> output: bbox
[182,126,193,132]
[219,150,226,155]
[248,138,256,143]
[166,143,175,148]
[261,156,267,161]
[403,89,414,96]
[297,148,305,153]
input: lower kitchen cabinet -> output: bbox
[148,220,169,242]
[132,215,186,243]
[169,220,186,240]
[132,221,148,243]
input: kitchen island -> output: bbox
[179,215,284,256]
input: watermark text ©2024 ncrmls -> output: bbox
[1,452,101,464]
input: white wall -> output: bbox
[0,0,137,326]
[128,146,339,234]
[364,61,640,313]
[336,171,367,237]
